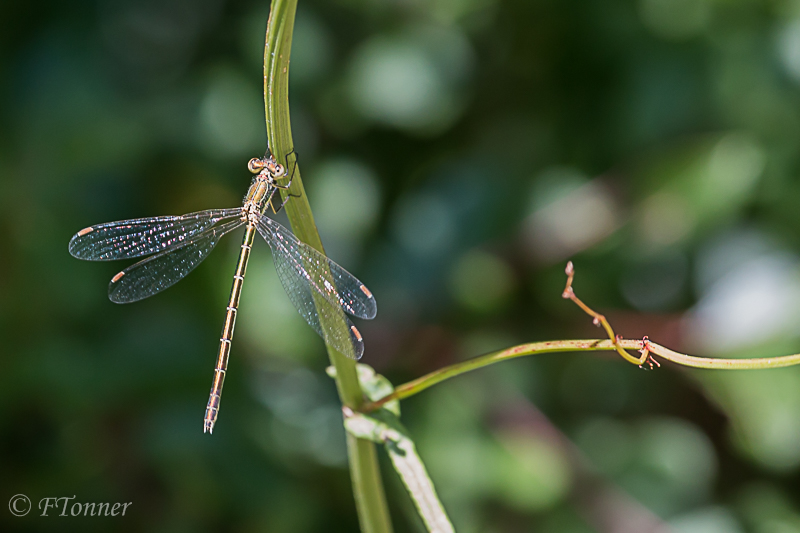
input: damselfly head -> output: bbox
[265,157,285,178]
[248,157,266,174]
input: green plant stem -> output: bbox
[263,2,392,531]
[363,262,800,412]
[362,338,800,412]
[347,434,393,532]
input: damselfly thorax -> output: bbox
[244,154,286,215]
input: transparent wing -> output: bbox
[69,208,243,261]
[271,255,365,360]
[109,219,244,303]
[256,216,377,360]
[256,215,377,319]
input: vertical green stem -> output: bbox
[263,1,392,531]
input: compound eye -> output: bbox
[274,164,285,176]
[248,158,264,173]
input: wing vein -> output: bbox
[69,208,243,261]
[108,218,244,303]
[256,215,376,359]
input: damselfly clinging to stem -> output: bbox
[69,153,377,433]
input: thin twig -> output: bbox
[562,261,658,369]
[361,262,800,413]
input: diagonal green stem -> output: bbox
[362,338,800,412]
[363,339,627,411]
[263,2,392,531]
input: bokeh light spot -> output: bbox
[308,158,381,261]
[686,250,800,354]
[704,133,765,209]
[449,249,515,313]
[493,430,571,511]
[669,507,744,533]
[574,418,635,476]
[347,25,472,133]
[777,20,800,83]
[639,0,712,41]
[199,68,263,157]
[349,38,445,129]
[637,191,695,246]
[523,168,620,263]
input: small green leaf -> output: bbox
[382,427,453,533]
[328,363,401,416]
[331,365,452,531]
[331,363,451,531]
[357,364,401,416]
[343,409,453,533]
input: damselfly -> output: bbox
[69,154,377,433]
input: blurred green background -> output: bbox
[4,0,800,531]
